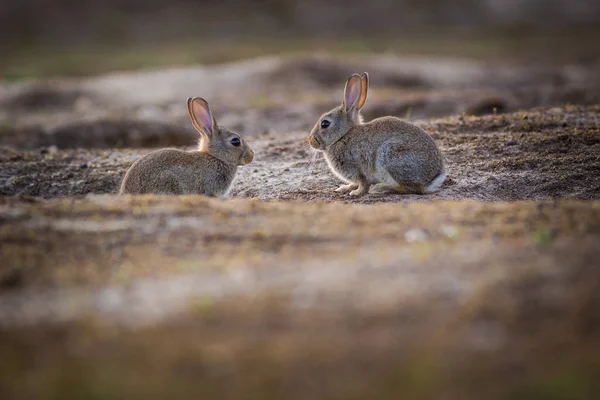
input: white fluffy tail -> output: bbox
[424,172,446,193]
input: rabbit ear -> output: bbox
[187,97,216,136]
[342,74,362,113]
[357,72,369,110]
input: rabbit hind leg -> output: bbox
[371,181,424,195]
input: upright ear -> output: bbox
[357,72,369,110]
[342,74,362,113]
[187,97,217,136]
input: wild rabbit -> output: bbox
[308,72,445,196]
[120,97,253,196]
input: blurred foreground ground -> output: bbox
[1,37,600,399]
[1,196,599,399]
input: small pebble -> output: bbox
[441,225,459,239]
[404,228,428,243]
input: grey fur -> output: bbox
[308,72,445,196]
[120,97,253,196]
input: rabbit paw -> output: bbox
[335,183,358,193]
[350,185,368,196]
[370,183,397,194]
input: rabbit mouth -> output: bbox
[308,135,323,150]
[241,150,254,165]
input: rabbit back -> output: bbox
[328,117,444,192]
[120,148,237,196]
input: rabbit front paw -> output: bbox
[350,184,369,196]
[335,183,358,193]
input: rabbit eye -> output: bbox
[230,137,241,147]
[321,120,330,129]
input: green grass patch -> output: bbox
[2,28,599,81]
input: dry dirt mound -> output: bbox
[2,55,599,146]
[0,120,196,150]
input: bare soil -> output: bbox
[1,105,598,202]
[1,55,600,399]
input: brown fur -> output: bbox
[308,72,445,196]
[120,98,253,196]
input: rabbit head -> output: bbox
[308,72,368,151]
[187,97,254,166]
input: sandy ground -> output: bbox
[1,55,600,399]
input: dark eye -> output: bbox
[321,120,330,129]
[230,137,241,147]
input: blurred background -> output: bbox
[1,0,600,152]
[2,0,600,80]
[1,3,600,399]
